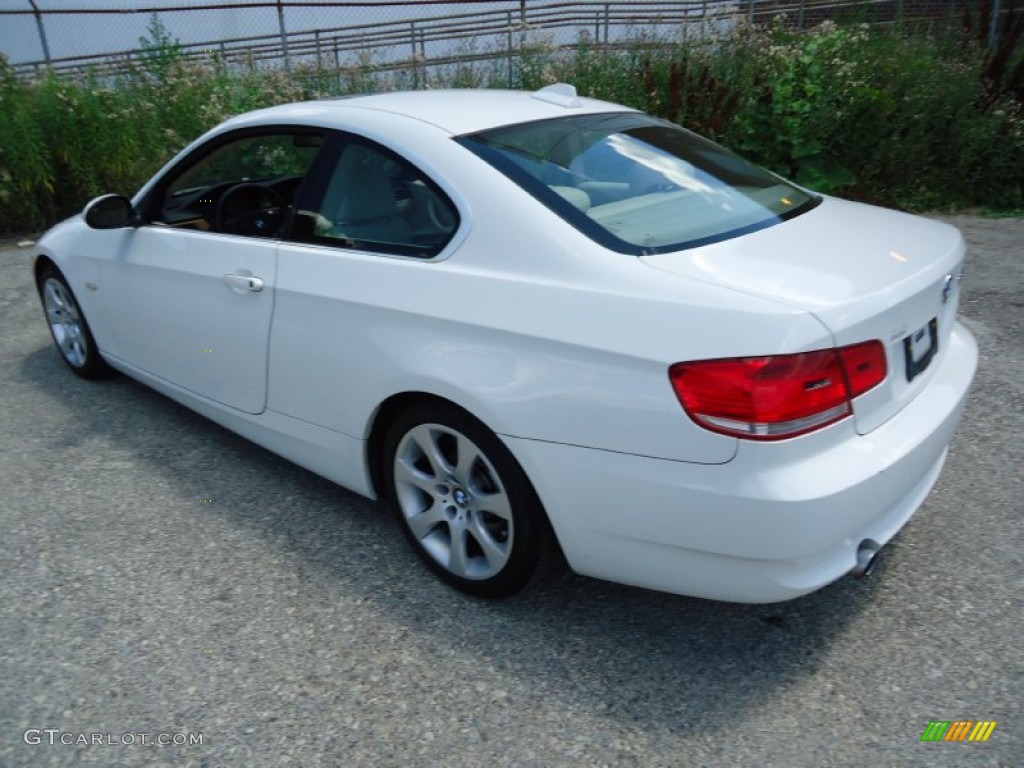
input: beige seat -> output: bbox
[550,185,591,211]
[319,144,411,244]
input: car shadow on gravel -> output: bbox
[19,343,888,733]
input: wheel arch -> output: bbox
[34,255,112,379]
[366,391,481,500]
[364,390,559,548]
[33,254,59,286]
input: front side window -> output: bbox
[459,113,818,254]
[291,138,458,258]
[153,131,324,237]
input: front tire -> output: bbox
[37,265,110,379]
[383,402,555,598]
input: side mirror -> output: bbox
[84,194,138,229]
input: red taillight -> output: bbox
[838,340,887,398]
[669,341,886,440]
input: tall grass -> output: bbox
[1,15,1022,234]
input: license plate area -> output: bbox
[903,318,938,382]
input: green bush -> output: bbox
[1,15,1022,234]
[719,20,1024,208]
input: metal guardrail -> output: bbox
[5,1,707,78]
[3,0,994,80]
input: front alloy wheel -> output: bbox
[37,266,110,379]
[384,404,555,598]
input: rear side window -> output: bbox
[459,113,818,254]
[291,137,459,258]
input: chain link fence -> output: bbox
[0,0,1013,79]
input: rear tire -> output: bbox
[383,402,556,598]
[37,265,111,379]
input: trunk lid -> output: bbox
[640,197,965,434]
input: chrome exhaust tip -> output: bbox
[851,539,881,578]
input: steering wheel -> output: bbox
[215,183,286,236]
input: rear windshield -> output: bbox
[458,113,819,254]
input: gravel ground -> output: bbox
[0,216,1021,768]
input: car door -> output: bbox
[100,129,325,414]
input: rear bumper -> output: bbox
[504,321,978,603]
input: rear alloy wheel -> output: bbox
[384,404,554,598]
[38,266,110,379]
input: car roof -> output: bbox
[239,86,637,136]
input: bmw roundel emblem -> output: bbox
[941,273,954,304]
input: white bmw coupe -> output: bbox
[34,84,977,602]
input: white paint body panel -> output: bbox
[506,323,976,602]
[34,90,978,602]
[100,227,276,414]
[642,197,967,434]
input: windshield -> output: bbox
[458,113,819,254]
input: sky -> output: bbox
[0,1,532,65]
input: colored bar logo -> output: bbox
[921,720,997,742]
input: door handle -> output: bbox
[223,273,264,293]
